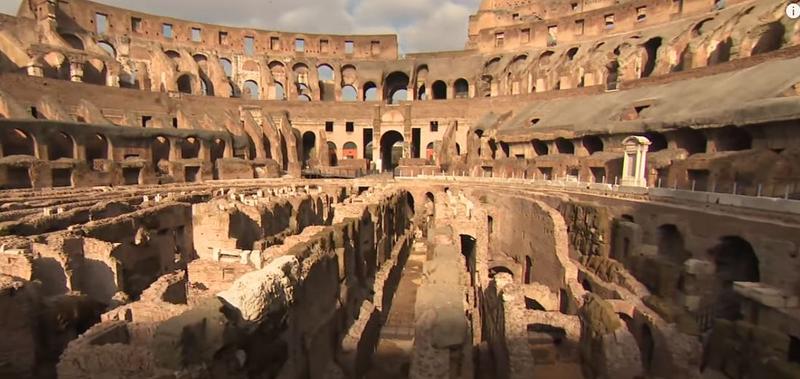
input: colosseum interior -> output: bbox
[0,0,799,377]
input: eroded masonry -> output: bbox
[1,0,800,378]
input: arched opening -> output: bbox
[657,224,690,264]
[582,279,593,292]
[363,82,378,101]
[220,58,233,77]
[211,138,225,163]
[644,132,668,152]
[97,41,116,57]
[177,74,192,94]
[384,72,409,104]
[317,64,334,81]
[42,52,69,80]
[417,84,427,100]
[454,78,469,99]
[555,138,574,154]
[180,137,200,159]
[709,236,759,320]
[61,34,84,50]
[566,47,579,61]
[302,131,316,167]
[641,37,662,78]
[151,136,170,170]
[200,77,214,96]
[85,134,109,163]
[327,141,338,165]
[460,234,477,286]
[406,192,415,216]
[426,142,435,161]
[343,141,357,160]
[674,129,707,155]
[49,132,75,160]
[83,59,107,85]
[379,130,404,171]
[708,37,732,65]
[531,139,548,156]
[341,85,357,101]
[751,22,785,55]
[431,80,447,100]
[1,128,35,156]
[273,82,285,100]
[489,266,514,279]
[298,94,311,102]
[582,136,603,154]
[674,45,693,72]
[243,80,260,100]
[715,127,752,151]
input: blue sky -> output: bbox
[0,0,481,53]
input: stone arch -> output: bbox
[220,58,233,77]
[177,74,193,94]
[317,64,334,82]
[49,132,75,160]
[751,22,785,56]
[555,138,574,154]
[151,136,170,169]
[302,131,316,167]
[657,224,690,264]
[566,47,579,61]
[641,37,662,78]
[709,236,760,320]
[60,33,84,50]
[707,37,732,65]
[489,265,514,279]
[363,81,378,101]
[341,85,357,101]
[42,52,70,80]
[454,78,469,98]
[380,130,404,171]
[200,76,214,96]
[582,136,603,154]
[211,138,225,162]
[531,139,548,156]
[97,41,116,57]
[384,71,409,104]
[83,59,107,85]
[243,80,260,100]
[272,81,285,100]
[85,133,109,163]
[343,141,357,159]
[1,128,35,157]
[180,137,200,159]
[431,80,447,99]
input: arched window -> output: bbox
[1,128,35,157]
[384,72,409,104]
[363,82,378,101]
[220,58,233,77]
[341,85,357,101]
[177,74,192,94]
[343,141,357,159]
[582,136,603,154]
[454,79,469,98]
[49,132,75,160]
[555,138,574,154]
[97,41,116,57]
[432,80,447,99]
[181,137,200,159]
[243,80,260,99]
[317,64,334,81]
[86,134,109,163]
[273,82,285,100]
[641,37,662,78]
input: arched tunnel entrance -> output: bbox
[380,130,404,172]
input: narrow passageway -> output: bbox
[365,234,427,378]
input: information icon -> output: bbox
[788,3,800,19]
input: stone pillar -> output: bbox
[27,64,44,77]
[70,62,84,82]
[621,136,651,187]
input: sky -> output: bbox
[0,0,481,53]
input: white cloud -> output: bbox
[0,0,481,52]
